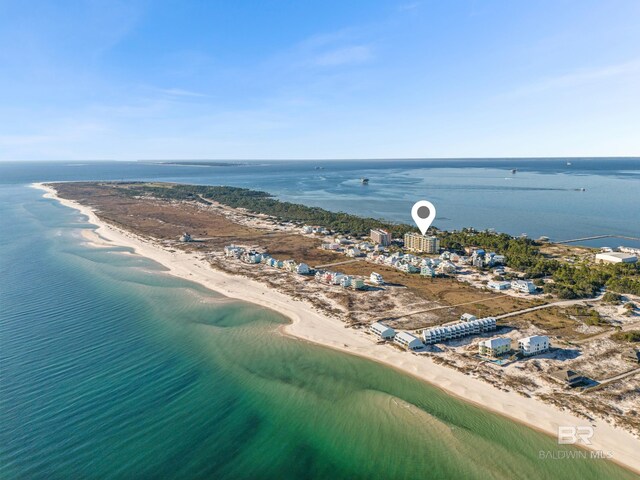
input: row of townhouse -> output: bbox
[487,279,537,294]
[368,322,424,351]
[422,317,497,344]
[478,334,550,358]
[224,245,310,274]
[315,270,366,290]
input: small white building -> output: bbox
[340,276,352,288]
[351,278,366,290]
[394,331,424,351]
[179,232,192,242]
[302,226,313,234]
[488,281,511,291]
[595,252,638,264]
[512,280,536,294]
[518,335,550,356]
[369,322,396,340]
[370,272,384,285]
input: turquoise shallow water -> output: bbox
[0,184,638,479]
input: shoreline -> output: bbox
[33,182,640,474]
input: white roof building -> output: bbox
[370,272,384,285]
[369,322,396,340]
[512,280,536,294]
[460,313,477,322]
[595,252,638,264]
[488,281,511,291]
[518,335,550,356]
[394,331,424,350]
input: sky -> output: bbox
[1,0,639,160]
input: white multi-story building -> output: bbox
[394,331,424,350]
[512,280,536,294]
[422,318,497,344]
[369,322,396,340]
[518,335,550,356]
[478,337,512,357]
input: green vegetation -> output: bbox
[602,292,623,304]
[116,182,416,237]
[611,330,640,342]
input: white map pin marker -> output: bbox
[411,200,436,235]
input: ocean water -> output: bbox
[0,158,638,247]
[0,162,639,479]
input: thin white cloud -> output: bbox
[312,45,373,67]
[500,59,640,99]
[156,87,208,98]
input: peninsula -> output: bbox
[36,181,640,474]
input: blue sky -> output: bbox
[1,0,639,160]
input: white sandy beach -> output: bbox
[33,182,640,474]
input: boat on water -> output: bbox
[360,177,369,185]
[511,168,517,174]
[566,161,572,166]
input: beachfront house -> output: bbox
[394,331,424,351]
[340,276,352,288]
[224,245,244,258]
[478,337,512,357]
[242,252,263,264]
[518,335,550,356]
[369,322,396,340]
[295,263,310,275]
[488,281,511,291]
[283,259,296,271]
[512,280,536,294]
[369,272,384,285]
[549,369,586,387]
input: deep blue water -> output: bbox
[0,158,639,247]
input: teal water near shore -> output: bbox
[0,184,638,479]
